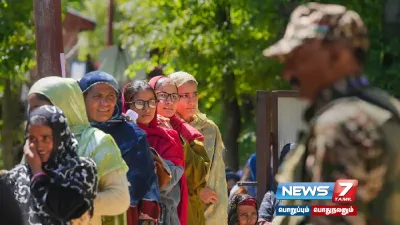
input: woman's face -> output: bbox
[237,205,258,225]
[28,124,53,163]
[155,83,179,118]
[176,81,198,122]
[28,94,52,113]
[84,83,118,122]
[130,90,157,126]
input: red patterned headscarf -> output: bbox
[228,194,258,225]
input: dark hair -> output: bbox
[34,93,51,103]
[154,77,177,90]
[26,114,53,143]
[123,80,156,103]
[147,66,164,80]
[29,115,51,127]
[27,94,52,115]
[226,172,240,182]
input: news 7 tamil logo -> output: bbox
[276,179,358,203]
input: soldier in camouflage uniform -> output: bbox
[263,3,400,225]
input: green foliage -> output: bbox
[116,0,291,168]
[76,0,125,61]
[62,0,82,12]
[116,0,400,168]
[299,0,400,97]
[0,0,36,81]
[0,0,35,168]
[117,0,288,106]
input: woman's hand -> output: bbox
[157,115,173,129]
[24,141,43,175]
[199,187,219,204]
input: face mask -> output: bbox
[125,109,138,123]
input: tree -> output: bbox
[0,0,36,169]
[117,0,291,170]
[0,0,82,169]
[76,0,125,61]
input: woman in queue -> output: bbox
[27,76,130,225]
[3,105,98,225]
[123,80,188,225]
[148,75,210,225]
[228,194,258,225]
[169,71,228,225]
[78,71,161,225]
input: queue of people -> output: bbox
[3,2,394,225]
[0,71,229,225]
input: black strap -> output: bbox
[352,87,400,121]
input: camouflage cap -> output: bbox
[263,2,369,59]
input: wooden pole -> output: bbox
[256,91,272,205]
[107,0,114,46]
[33,0,64,77]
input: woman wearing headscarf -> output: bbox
[148,75,210,225]
[78,71,161,225]
[169,71,228,225]
[228,194,258,225]
[27,77,130,225]
[2,105,98,225]
[123,80,188,225]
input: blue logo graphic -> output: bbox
[275,205,311,216]
[276,182,335,200]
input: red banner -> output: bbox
[311,206,357,216]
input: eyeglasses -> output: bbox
[156,92,181,102]
[126,99,158,110]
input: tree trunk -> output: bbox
[1,79,23,169]
[222,72,241,170]
[107,0,114,46]
[213,2,242,170]
[33,0,64,78]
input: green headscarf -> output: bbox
[28,76,128,178]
